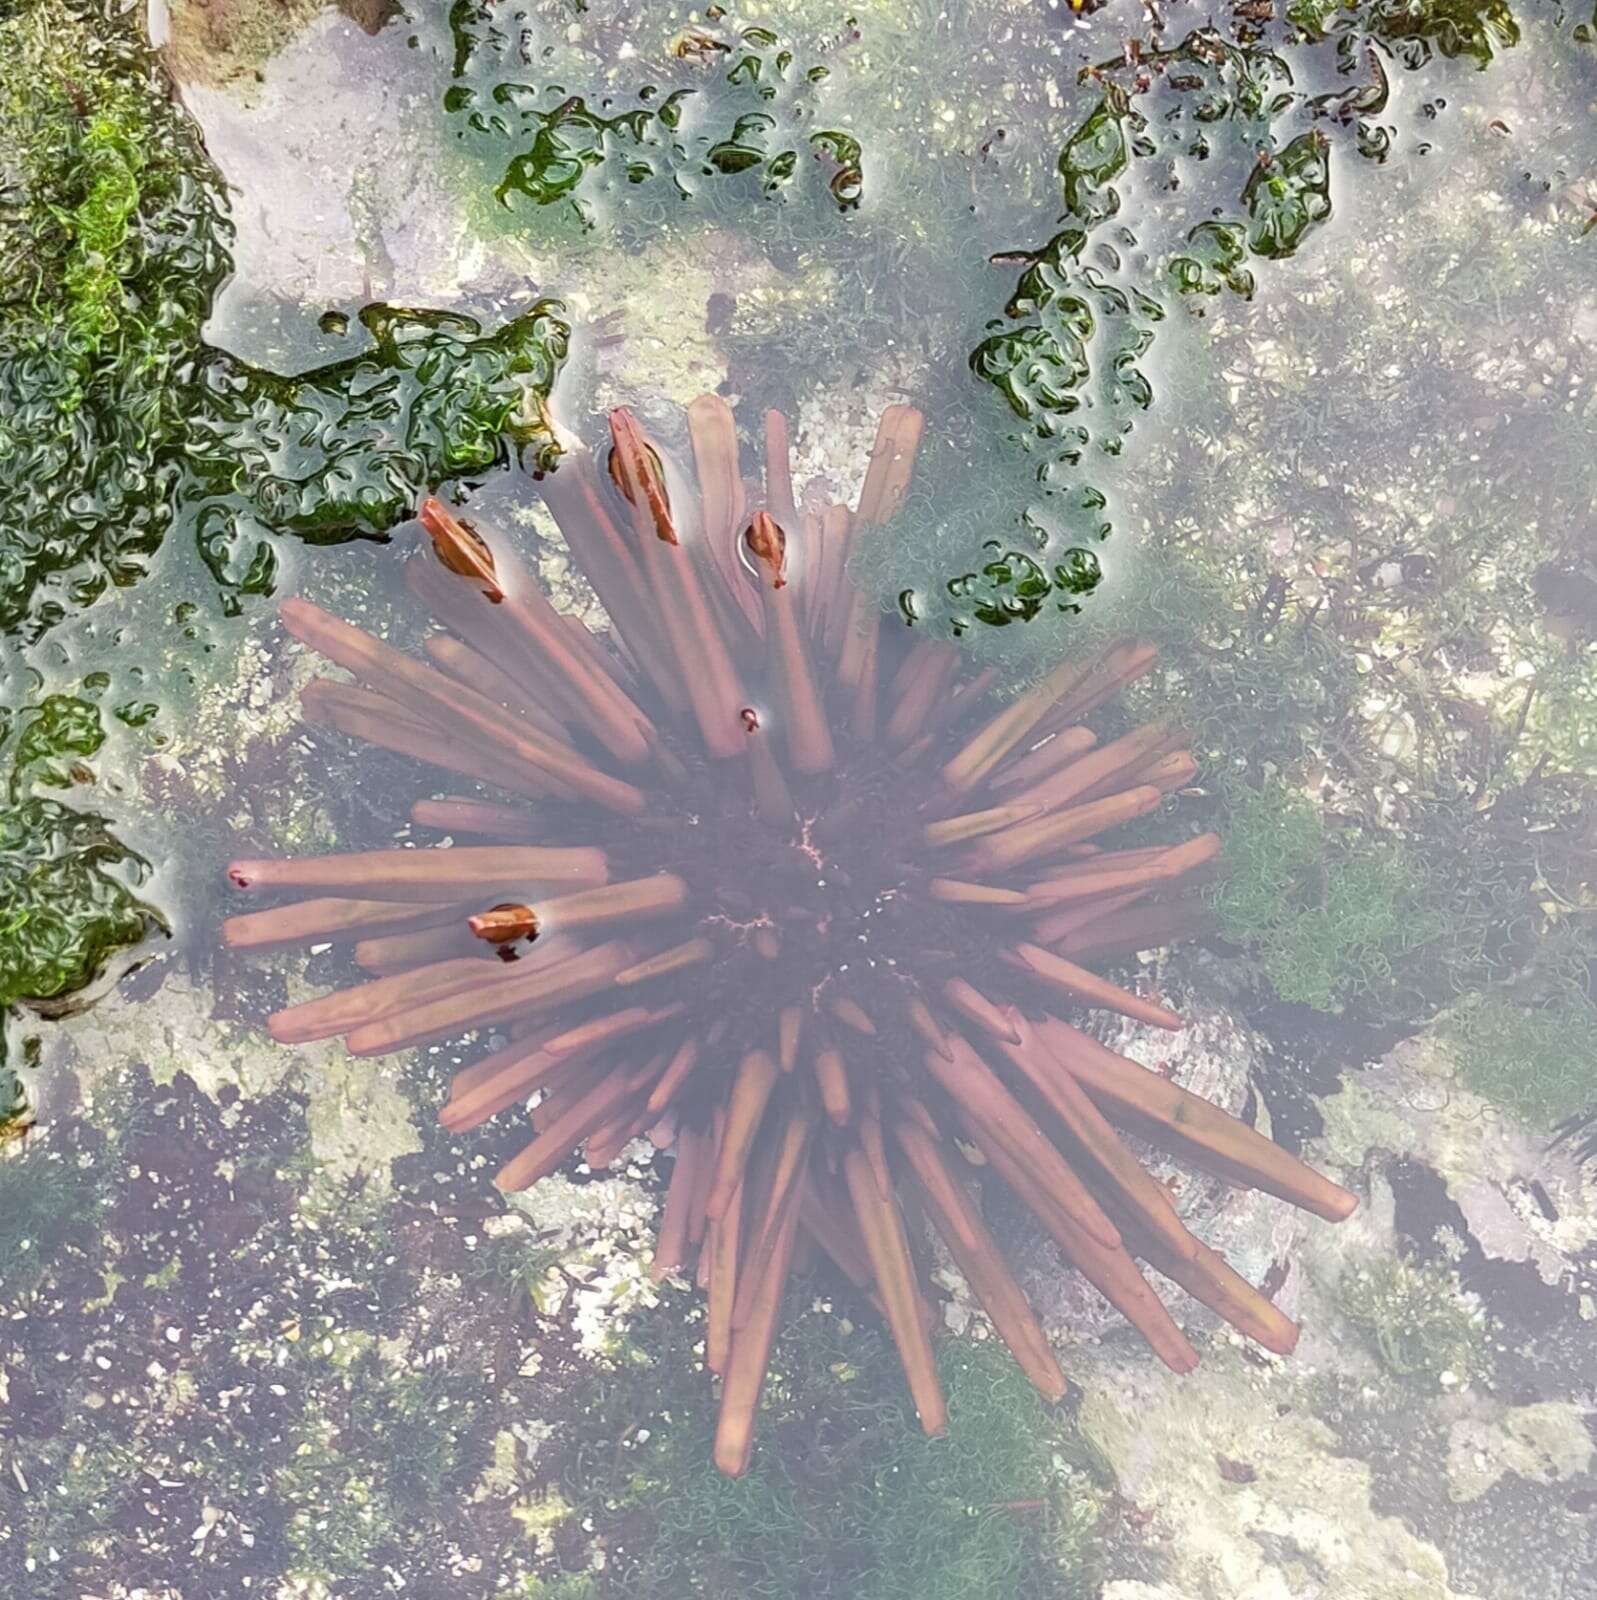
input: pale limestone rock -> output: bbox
[60,972,292,1100]
[505,1166,661,1356]
[1444,1398,1595,1504]
[1079,1347,1483,1600]
[56,973,420,1193]
[1315,1033,1597,1292]
[175,14,480,343]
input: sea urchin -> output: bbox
[224,397,1356,1475]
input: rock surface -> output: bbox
[985,1000,1597,1600]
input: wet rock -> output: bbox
[299,1035,422,1189]
[141,613,324,826]
[53,971,420,1193]
[1079,1345,1482,1600]
[338,0,400,34]
[172,13,494,355]
[1444,1397,1594,1504]
[165,0,327,89]
[505,1166,661,1356]
[1315,1032,1597,1294]
[1016,997,1304,1350]
[1034,1004,1597,1600]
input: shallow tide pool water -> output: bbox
[1,2,1595,1596]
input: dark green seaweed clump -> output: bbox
[0,0,232,640]
[0,693,158,1080]
[0,0,573,633]
[0,0,573,1081]
[438,3,862,227]
[186,299,570,602]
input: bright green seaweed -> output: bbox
[0,692,158,1097]
[0,0,572,637]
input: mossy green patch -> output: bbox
[0,694,158,1078]
[1443,991,1597,1132]
[1209,779,1444,1014]
[1335,1252,1490,1384]
[0,0,231,637]
[544,1297,1104,1600]
[273,1352,491,1580]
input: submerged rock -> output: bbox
[53,970,421,1193]
[1080,1345,1482,1600]
[505,1167,661,1357]
[1315,1032,1597,1294]
[1043,1007,1597,1600]
[1443,1397,1594,1505]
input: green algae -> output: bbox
[0,694,158,1079]
[0,0,572,635]
[1443,990,1597,1131]
[1209,780,1444,1014]
[1358,0,1520,66]
[547,1299,1104,1600]
[0,0,575,1070]
[0,0,232,640]
[963,27,1357,625]
[437,4,863,230]
[910,0,1534,632]
[186,299,570,599]
[1335,1253,1490,1384]
[5,694,108,795]
[272,1351,491,1581]
[0,795,154,1012]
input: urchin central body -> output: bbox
[662,766,918,999]
[225,396,1356,1478]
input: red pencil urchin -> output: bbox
[223,397,1357,1476]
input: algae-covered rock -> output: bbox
[505,1168,661,1355]
[1444,1398,1594,1504]
[165,0,327,89]
[1053,1008,1597,1600]
[55,970,420,1193]
[1079,1346,1482,1600]
[1315,1033,1597,1291]
[1329,1247,1490,1385]
[299,1040,422,1192]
